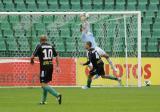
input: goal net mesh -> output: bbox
[0,12,141,87]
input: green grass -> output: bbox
[0,86,160,112]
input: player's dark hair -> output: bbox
[86,41,92,47]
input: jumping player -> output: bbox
[80,13,117,75]
[30,35,62,105]
[80,41,121,89]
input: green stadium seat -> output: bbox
[152,30,160,38]
[105,0,114,5]
[37,3,49,12]
[15,3,26,12]
[115,4,125,10]
[9,16,20,23]
[153,22,160,29]
[145,11,155,18]
[3,30,13,37]
[142,30,151,38]
[26,30,37,37]
[71,4,81,11]
[48,31,60,38]
[37,30,47,37]
[59,0,69,4]
[32,40,38,49]
[148,44,158,52]
[60,28,70,37]
[0,31,2,37]
[56,43,65,52]
[3,0,13,3]
[57,36,65,41]
[5,36,18,51]
[0,40,6,51]
[82,0,92,10]
[142,23,150,30]
[116,0,126,5]
[14,0,24,4]
[0,35,6,51]
[77,42,85,52]
[147,43,158,52]
[66,42,76,52]
[0,15,8,23]
[43,16,54,23]
[25,0,35,4]
[48,4,59,11]
[0,2,5,11]
[15,30,26,37]
[138,0,148,5]
[113,44,124,52]
[93,0,103,10]
[98,37,111,52]
[71,0,81,10]
[59,0,70,11]
[137,4,147,11]
[27,3,37,12]
[31,16,43,23]
[48,0,58,4]
[32,36,39,43]
[104,4,114,11]
[143,17,153,24]
[4,3,15,11]
[107,29,115,38]
[141,43,146,52]
[149,0,159,5]
[126,4,136,10]
[156,12,160,18]
[148,4,158,11]
[1,22,11,30]
[127,0,137,5]
[36,0,47,4]
[18,36,30,51]
[141,38,146,43]
[34,23,45,31]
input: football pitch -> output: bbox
[0,86,159,112]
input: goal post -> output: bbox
[0,11,141,87]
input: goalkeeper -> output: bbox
[80,13,117,74]
[80,41,121,89]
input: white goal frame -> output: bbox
[0,11,141,87]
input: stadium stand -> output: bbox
[0,0,160,57]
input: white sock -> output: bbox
[107,58,116,71]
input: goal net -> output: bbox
[0,12,141,87]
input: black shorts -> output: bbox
[40,65,53,83]
[90,63,105,76]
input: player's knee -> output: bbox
[41,83,47,87]
[88,74,93,79]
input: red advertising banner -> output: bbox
[0,58,76,86]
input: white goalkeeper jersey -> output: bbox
[81,20,97,48]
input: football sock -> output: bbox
[87,78,92,88]
[107,58,116,71]
[41,87,48,102]
[43,85,59,97]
